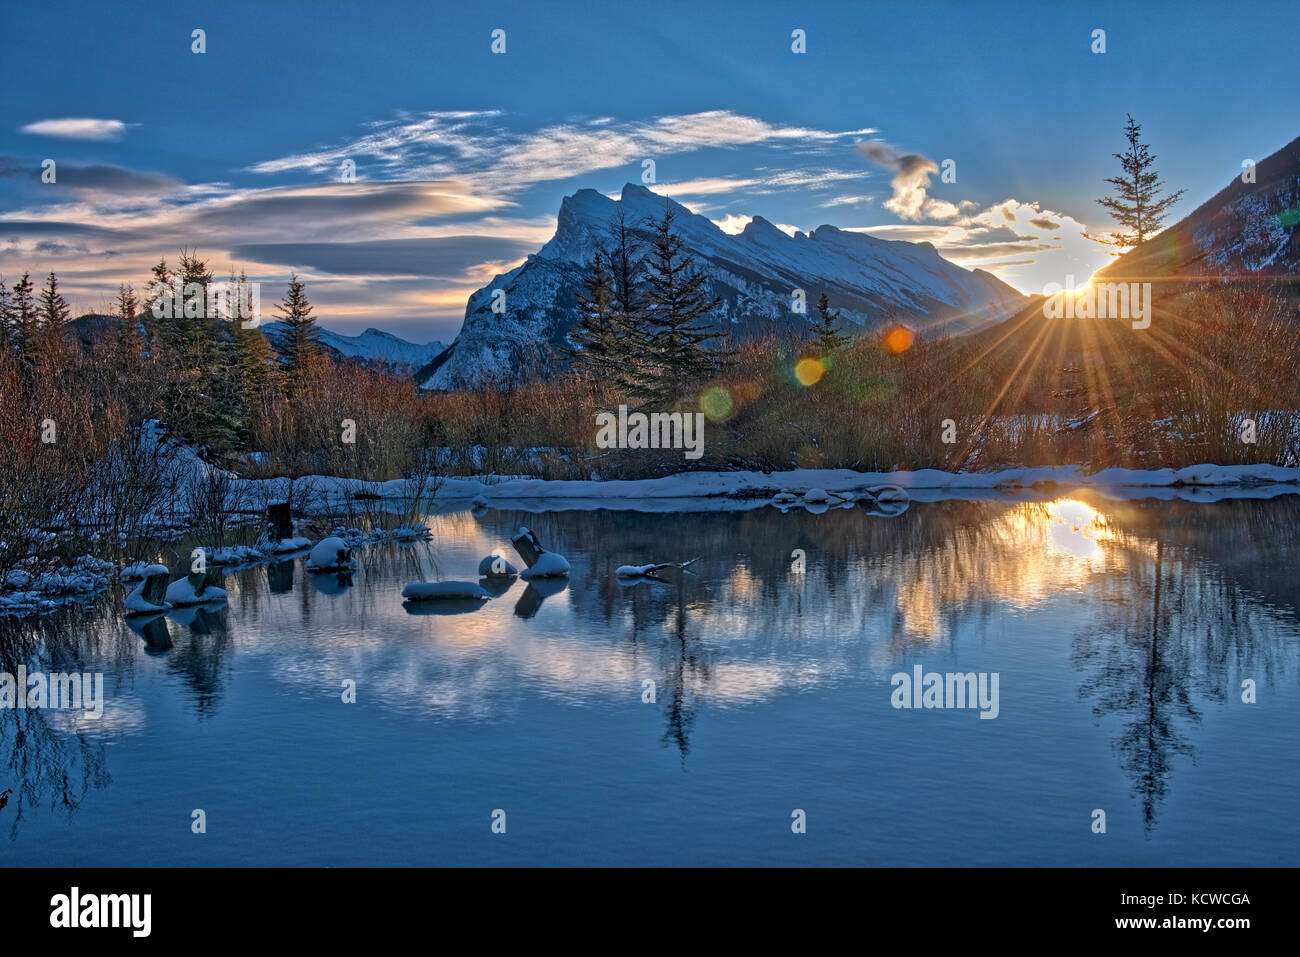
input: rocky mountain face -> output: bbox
[419,183,1027,390]
[1095,134,1300,284]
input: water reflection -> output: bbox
[1,493,1297,851]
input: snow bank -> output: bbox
[402,581,490,601]
[121,562,169,581]
[411,463,1300,511]
[269,536,313,553]
[207,544,264,565]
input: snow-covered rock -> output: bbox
[270,536,313,553]
[4,569,34,589]
[402,581,490,601]
[305,537,353,572]
[124,578,169,614]
[478,555,518,578]
[520,552,570,579]
[803,488,829,503]
[164,577,228,606]
[207,544,264,565]
[121,562,169,581]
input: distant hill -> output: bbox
[258,321,444,372]
[66,314,444,374]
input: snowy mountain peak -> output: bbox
[420,184,1027,391]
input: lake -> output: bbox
[3,492,1297,866]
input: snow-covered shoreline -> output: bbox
[256,462,1300,512]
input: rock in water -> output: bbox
[305,537,352,572]
[478,555,518,578]
[520,552,570,579]
[402,581,491,601]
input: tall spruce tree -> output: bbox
[11,273,38,371]
[1093,115,1186,251]
[0,279,12,351]
[231,269,280,413]
[637,208,724,404]
[38,272,71,327]
[275,273,324,384]
[814,292,849,353]
[569,250,617,375]
[114,282,142,360]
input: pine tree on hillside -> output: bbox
[113,282,142,360]
[11,273,38,371]
[1092,114,1186,252]
[569,250,617,375]
[815,292,849,353]
[607,206,645,320]
[0,280,12,351]
[275,273,324,384]
[231,269,280,413]
[637,208,725,404]
[38,272,71,327]
[144,250,244,454]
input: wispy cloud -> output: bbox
[250,110,876,199]
[19,118,131,141]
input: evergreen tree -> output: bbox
[637,208,725,404]
[114,282,142,359]
[814,292,849,353]
[147,250,243,454]
[274,273,324,383]
[38,272,71,326]
[0,279,12,351]
[569,251,618,375]
[1092,114,1186,251]
[11,273,38,370]
[231,269,280,413]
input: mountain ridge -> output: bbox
[419,183,1027,390]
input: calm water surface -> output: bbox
[3,493,1298,866]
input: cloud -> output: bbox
[847,198,1107,294]
[654,176,761,197]
[713,214,752,235]
[0,161,182,195]
[856,140,946,221]
[228,236,533,278]
[820,194,874,208]
[250,110,876,199]
[19,118,130,141]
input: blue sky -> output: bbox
[1,0,1296,343]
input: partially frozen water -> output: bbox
[3,493,1298,865]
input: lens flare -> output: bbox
[794,357,825,386]
[700,386,734,420]
[884,326,914,353]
